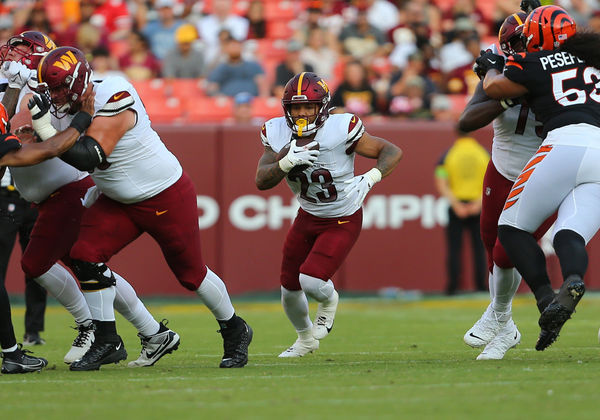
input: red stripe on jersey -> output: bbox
[348,114,359,134]
[505,61,523,70]
[107,91,132,103]
[261,124,267,137]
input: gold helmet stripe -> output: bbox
[513,13,524,26]
[297,72,306,96]
[37,52,49,83]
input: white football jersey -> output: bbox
[51,76,182,204]
[491,104,543,181]
[261,113,365,218]
[0,81,88,203]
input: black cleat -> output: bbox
[536,275,585,351]
[69,337,127,371]
[23,332,46,346]
[1,345,48,374]
[218,316,253,368]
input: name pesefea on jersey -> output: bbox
[504,50,600,138]
[51,76,182,204]
[492,103,543,182]
[3,82,88,203]
[261,113,365,218]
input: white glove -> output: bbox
[344,168,382,207]
[80,185,101,208]
[278,139,320,173]
[28,93,57,140]
[2,61,35,89]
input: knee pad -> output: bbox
[70,260,116,291]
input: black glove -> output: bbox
[520,0,541,13]
[27,93,51,120]
[474,50,505,78]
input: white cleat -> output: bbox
[128,323,180,367]
[313,290,339,340]
[476,319,521,360]
[464,304,509,348]
[278,337,319,358]
[64,322,95,364]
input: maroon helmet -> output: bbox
[0,31,57,70]
[282,72,331,137]
[36,46,92,115]
[498,12,527,56]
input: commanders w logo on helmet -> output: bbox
[523,5,576,52]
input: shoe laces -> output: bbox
[72,323,95,347]
[315,315,328,326]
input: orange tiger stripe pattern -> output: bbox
[503,145,553,210]
[523,5,576,52]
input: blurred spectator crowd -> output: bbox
[1,0,599,123]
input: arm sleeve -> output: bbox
[60,135,106,172]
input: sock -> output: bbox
[35,264,92,325]
[2,344,18,353]
[299,273,334,302]
[113,271,160,337]
[491,264,521,317]
[281,286,312,332]
[196,267,235,321]
[553,229,588,279]
[487,271,494,301]
[83,287,116,321]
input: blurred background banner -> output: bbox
[6,121,589,296]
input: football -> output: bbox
[276,138,320,174]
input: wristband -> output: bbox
[365,168,382,184]
[278,156,293,173]
[69,111,93,134]
[35,123,58,141]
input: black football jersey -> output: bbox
[504,50,600,137]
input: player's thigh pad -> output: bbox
[499,145,583,233]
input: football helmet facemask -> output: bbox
[0,31,57,70]
[282,72,331,137]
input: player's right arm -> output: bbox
[458,81,505,132]
[255,145,288,190]
[0,129,82,167]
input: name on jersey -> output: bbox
[539,52,584,71]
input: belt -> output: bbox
[0,186,21,198]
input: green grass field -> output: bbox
[2,294,600,420]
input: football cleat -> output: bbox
[64,322,95,364]
[313,290,339,340]
[69,337,127,371]
[476,319,521,360]
[536,275,585,351]
[22,332,45,346]
[278,337,319,358]
[1,346,48,374]
[128,322,180,367]
[464,304,509,348]
[218,316,253,368]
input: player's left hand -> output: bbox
[344,168,382,208]
[474,50,505,77]
[520,0,541,13]
[2,61,35,89]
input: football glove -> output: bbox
[474,50,505,78]
[520,0,541,13]
[344,168,382,208]
[1,61,35,89]
[28,93,57,140]
[278,139,320,173]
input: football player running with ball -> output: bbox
[256,72,402,357]
[479,5,600,350]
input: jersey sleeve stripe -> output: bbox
[505,61,523,70]
[97,97,135,116]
